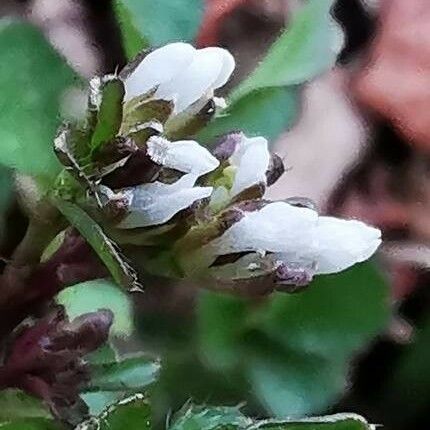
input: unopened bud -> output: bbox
[266,154,285,186]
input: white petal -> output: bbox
[155,47,226,113]
[230,136,271,196]
[124,43,196,102]
[313,216,382,274]
[147,136,219,175]
[201,47,235,89]
[118,174,213,229]
[207,202,318,256]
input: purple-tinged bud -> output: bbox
[266,153,285,186]
[274,263,314,293]
[212,132,244,162]
[50,310,113,355]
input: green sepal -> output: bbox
[89,75,125,151]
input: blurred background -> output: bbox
[1,0,429,429]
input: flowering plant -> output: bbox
[0,1,387,429]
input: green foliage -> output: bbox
[0,390,51,421]
[0,420,60,430]
[198,88,299,143]
[114,1,147,58]
[200,0,342,143]
[78,394,152,430]
[89,356,161,392]
[379,312,430,427]
[0,21,79,179]
[82,351,160,415]
[116,0,204,51]
[197,263,389,416]
[90,78,125,151]
[0,390,60,430]
[78,397,373,430]
[169,405,252,430]
[56,279,133,336]
[53,199,140,291]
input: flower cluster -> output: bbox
[54,42,381,292]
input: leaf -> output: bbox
[0,166,13,242]
[88,356,161,392]
[169,405,252,430]
[56,279,133,337]
[169,407,373,430]
[0,21,79,179]
[114,1,147,59]
[229,0,343,103]
[248,414,374,430]
[90,77,125,151]
[199,87,299,143]
[197,263,389,417]
[77,394,152,430]
[0,166,12,213]
[200,0,342,143]
[0,419,60,430]
[53,199,141,291]
[0,390,51,421]
[117,0,204,46]
[380,312,430,427]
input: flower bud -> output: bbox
[266,153,285,186]
[123,42,235,114]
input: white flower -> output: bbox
[147,136,219,176]
[210,134,271,209]
[124,42,235,113]
[204,201,381,275]
[118,174,213,229]
[229,135,271,197]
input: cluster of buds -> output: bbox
[0,307,113,424]
[53,42,381,293]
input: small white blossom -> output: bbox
[204,202,381,275]
[124,42,235,113]
[229,135,271,197]
[118,174,213,229]
[147,136,220,176]
[210,135,271,211]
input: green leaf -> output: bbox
[87,343,118,365]
[230,0,342,103]
[169,405,252,430]
[0,419,60,430]
[169,408,372,430]
[77,394,152,430]
[117,0,204,46]
[0,21,79,179]
[88,356,161,392]
[114,1,147,59]
[0,390,51,421]
[379,312,430,427]
[56,279,133,336]
[53,199,141,291]
[90,77,125,151]
[248,414,374,430]
[200,0,342,143]
[82,354,160,415]
[198,263,389,417]
[0,166,13,242]
[199,87,299,143]
[0,166,12,213]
